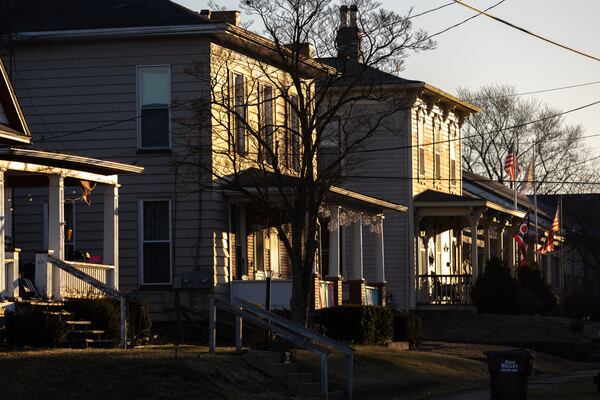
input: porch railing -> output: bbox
[417,274,472,305]
[61,261,115,298]
[318,280,336,308]
[3,249,20,298]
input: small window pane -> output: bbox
[140,67,170,106]
[143,242,171,284]
[143,201,169,241]
[141,108,170,148]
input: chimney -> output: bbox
[286,42,315,59]
[208,10,241,26]
[335,5,361,62]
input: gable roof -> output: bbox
[0,59,31,144]
[317,58,480,114]
[5,0,210,33]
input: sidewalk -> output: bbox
[436,370,600,400]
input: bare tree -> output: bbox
[175,0,433,325]
[459,84,598,194]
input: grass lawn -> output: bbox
[0,343,595,400]
[529,376,600,400]
[0,346,292,400]
[295,342,596,399]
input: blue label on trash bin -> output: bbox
[500,360,519,372]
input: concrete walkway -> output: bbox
[436,370,600,400]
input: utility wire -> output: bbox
[464,80,600,102]
[407,2,455,20]
[453,0,600,63]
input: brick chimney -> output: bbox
[204,10,241,26]
[335,5,361,61]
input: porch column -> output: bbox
[374,215,386,306]
[48,174,65,299]
[104,183,119,289]
[0,169,5,296]
[374,216,385,283]
[327,206,343,306]
[327,206,340,278]
[238,203,247,276]
[496,224,505,259]
[483,223,491,262]
[504,220,516,274]
[469,210,481,283]
[349,216,365,305]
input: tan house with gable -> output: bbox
[5,0,405,319]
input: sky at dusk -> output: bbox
[175,0,600,153]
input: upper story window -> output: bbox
[233,73,247,155]
[434,118,441,181]
[417,110,425,177]
[259,84,275,164]
[288,95,300,172]
[137,66,171,150]
[449,123,457,186]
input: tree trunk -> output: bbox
[289,255,314,326]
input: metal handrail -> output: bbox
[209,295,354,400]
[47,254,127,349]
[235,297,354,355]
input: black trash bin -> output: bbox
[485,349,533,400]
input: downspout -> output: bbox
[405,105,415,312]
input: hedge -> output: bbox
[315,305,393,345]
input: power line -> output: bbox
[424,0,507,41]
[453,0,600,63]
[407,2,455,20]
[464,80,600,102]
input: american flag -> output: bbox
[513,213,529,266]
[551,205,559,233]
[504,142,518,182]
[537,230,554,254]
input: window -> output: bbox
[449,123,457,186]
[434,119,441,181]
[288,95,300,171]
[259,85,274,163]
[234,73,247,155]
[417,111,425,177]
[137,66,171,149]
[140,200,172,285]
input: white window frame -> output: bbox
[417,109,425,178]
[449,122,457,186]
[138,199,173,285]
[136,65,172,151]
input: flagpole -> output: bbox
[513,138,518,210]
[559,195,565,310]
[533,144,539,261]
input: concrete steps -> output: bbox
[244,350,345,399]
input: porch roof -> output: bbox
[414,190,525,218]
[0,146,144,176]
[221,169,407,214]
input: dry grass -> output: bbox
[0,346,291,400]
[529,376,600,400]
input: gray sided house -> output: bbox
[4,0,405,319]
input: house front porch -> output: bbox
[225,184,407,310]
[413,190,525,309]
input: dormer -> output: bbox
[0,59,31,145]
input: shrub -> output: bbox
[516,262,556,315]
[570,319,585,334]
[564,293,600,321]
[64,298,152,346]
[5,308,68,347]
[392,312,423,348]
[316,305,393,345]
[472,257,518,314]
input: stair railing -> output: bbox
[208,295,354,400]
[46,254,128,349]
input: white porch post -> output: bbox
[374,216,385,283]
[238,203,247,276]
[327,206,340,278]
[48,175,65,299]
[469,211,480,282]
[0,169,5,296]
[483,224,491,262]
[351,217,363,280]
[104,183,119,289]
[496,225,505,259]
